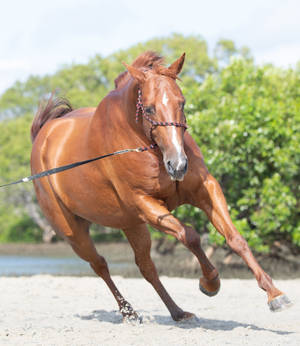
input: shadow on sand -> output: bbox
[75,309,293,335]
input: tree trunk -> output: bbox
[23,192,56,243]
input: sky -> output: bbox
[0,0,299,95]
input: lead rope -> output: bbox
[0,147,148,188]
[0,87,187,188]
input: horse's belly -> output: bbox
[70,195,129,228]
[53,173,136,228]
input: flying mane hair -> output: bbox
[114,51,178,89]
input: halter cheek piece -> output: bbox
[135,88,188,151]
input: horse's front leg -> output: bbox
[193,173,292,312]
[137,196,221,298]
[123,223,194,321]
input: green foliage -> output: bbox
[0,113,32,180]
[0,33,216,113]
[0,33,299,253]
[0,206,41,243]
[214,39,252,66]
[89,224,125,242]
[0,114,42,242]
[183,58,300,252]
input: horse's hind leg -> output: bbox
[194,174,292,312]
[34,189,139,321]
[123,224,194,321]
[66,225,139,321]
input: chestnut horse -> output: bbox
[31,52,291,322]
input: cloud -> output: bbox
[256,43,300,67]
[0,59,30,71]
[0,0,300,94]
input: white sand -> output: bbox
[0,276,299,345]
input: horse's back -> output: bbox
[31,107,95,164]
[63,107,96,119]
[30,106,133,228]
[31,106,97,201]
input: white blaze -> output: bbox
[171,127,183,161]
[162,92,169,106]
[163,90,185,171]
[163,91,181,153]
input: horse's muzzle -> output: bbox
[165,156,188,181]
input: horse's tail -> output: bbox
[31,95,73,142]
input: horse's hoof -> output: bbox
[268,294,293,312]
[122,312,143,324]
[173,311,195,322]
[120,301,142,324]
[199,275,221,297]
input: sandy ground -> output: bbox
[0,276,299,346]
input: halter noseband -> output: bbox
[136,88,188,148]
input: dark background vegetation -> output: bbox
[0,34,299,257]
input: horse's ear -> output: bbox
[168,53,185,76]
[122,62,146,84]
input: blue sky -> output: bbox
[0,0,299,94]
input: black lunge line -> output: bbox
[0,146,154,188]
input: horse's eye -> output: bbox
[145,106,155,115]
[180,102,185,111]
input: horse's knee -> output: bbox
[226,233,248,255]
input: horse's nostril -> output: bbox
[167,160,174,174]
[176,158,188,174]
[183,160,188,173]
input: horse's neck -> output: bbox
[118,80,148,145]
[120,79,138,126]
[90,80,147,149]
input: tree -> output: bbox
[184,59,300,252]
[0,34,299,254]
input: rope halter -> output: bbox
[135,88,188,148]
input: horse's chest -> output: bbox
[111,156,179,208]
[131,170,177,202]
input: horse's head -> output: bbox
[124,53,188,181]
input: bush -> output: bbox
[0,35,299,253]
[179,58,300,252]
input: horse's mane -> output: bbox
[114,51,177,89]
